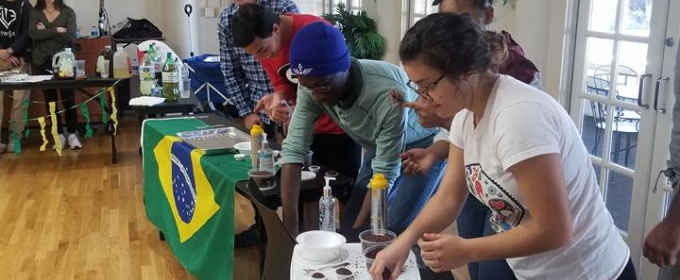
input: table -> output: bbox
[0,76,125,163]
[290,243,421,280]
[128,75,201,123]
[142,113,355,280]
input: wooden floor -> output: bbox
[0,115,259,280]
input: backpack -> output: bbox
[112,18,163,39]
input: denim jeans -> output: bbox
[456,195,517,280]
[340,149,445,234]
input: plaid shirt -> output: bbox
[218,0,300,121]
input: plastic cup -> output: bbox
[101,60,110,78]
[248,169,276,190]
[181,78,191,98]
[359,229,396,254]
[308,165,320,174]
[304,150,313,167]
[363,244,389,271]
[75,60,85,77]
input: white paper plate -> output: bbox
[301,171,316,181]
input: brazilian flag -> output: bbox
[143,117,251,280]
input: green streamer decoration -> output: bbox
[22,98,29,138]
[80,103,94,138]
[99,90,108,125]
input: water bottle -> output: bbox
[90,25,99,37]
[140,51,155,96]
[370,173,389,230]
[131,58,139,75]
[319,176,338,232]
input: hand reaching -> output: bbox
[418,233,472,272]
[254,92,290,124]
[369,240,411,280]
[400,148,437,176]
[643,219,680,267]
[244,114,263,130]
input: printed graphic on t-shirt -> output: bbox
[0,5,17,37]
[465,163,525,233]
[277,63,298,84]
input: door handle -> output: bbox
[638,74,651,109]
[654,76,670,113]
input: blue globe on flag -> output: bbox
[171,142,198,223]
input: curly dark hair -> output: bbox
[230,4,281,48]
[399,13,492,80]
[431,0,494,9]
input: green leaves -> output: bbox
[322,3,386,60]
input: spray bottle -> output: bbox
[319,176,338,232]
[370,173,389,230]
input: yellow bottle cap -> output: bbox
[369,173,388,190]
[250,124,264,136]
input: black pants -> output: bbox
[33,62,78,134]
[617,258,637,280]
[310,133,361,180]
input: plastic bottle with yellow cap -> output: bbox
[370,173,389,230]
[250,125,263,167]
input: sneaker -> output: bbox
[6,140,18,153]
[0,143,5,153]
[53,134,67,150]
[68,133,82,150]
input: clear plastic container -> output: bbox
[113,49,131,78]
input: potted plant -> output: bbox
[322,3,386,60]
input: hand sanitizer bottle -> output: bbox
[257,135,274,173]
[319,176,338,232]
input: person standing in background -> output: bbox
[0,0,31,154]
[217,0,299,139]
[643,36,680,280]
[29,0,80,150]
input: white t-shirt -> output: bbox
[449,75,629,280]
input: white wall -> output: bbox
[67,0,162,41]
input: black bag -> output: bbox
[112,18,163,39]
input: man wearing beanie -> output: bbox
[279,22,444,235]
[217,0,298,137]
[230,4,361,183]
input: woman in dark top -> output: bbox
[28,0,81,150]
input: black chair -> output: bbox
[585,76,639,167]
[242,178,296,280]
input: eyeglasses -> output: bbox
[407,74,444,102]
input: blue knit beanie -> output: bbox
[290,22,351,77]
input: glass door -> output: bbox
[569,0,679,278]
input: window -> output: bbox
[404,0,438,35]
[326,0,363,14]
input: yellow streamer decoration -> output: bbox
[49,102,62,156]
[108,87,119,135]
[38,117,47,152]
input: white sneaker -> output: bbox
[68,133,82,150]
[53,134,67,150]
[7,140,17,153]
[0,143,5,153]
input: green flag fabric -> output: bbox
[142,117,251,280]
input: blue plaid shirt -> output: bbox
[217,0,300,121]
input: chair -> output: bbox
[585,76,640,167]
[241,178,296,280]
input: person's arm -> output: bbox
[54,9,77,45]
[642,43,680,267]
[8,2,33,55]
[279,87,321,235]
[370,144,469,279]
[218,10,257,118]
[28,11,59,42]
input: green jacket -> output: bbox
[28,7,77,66]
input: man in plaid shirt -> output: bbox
[218,0,299,134]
